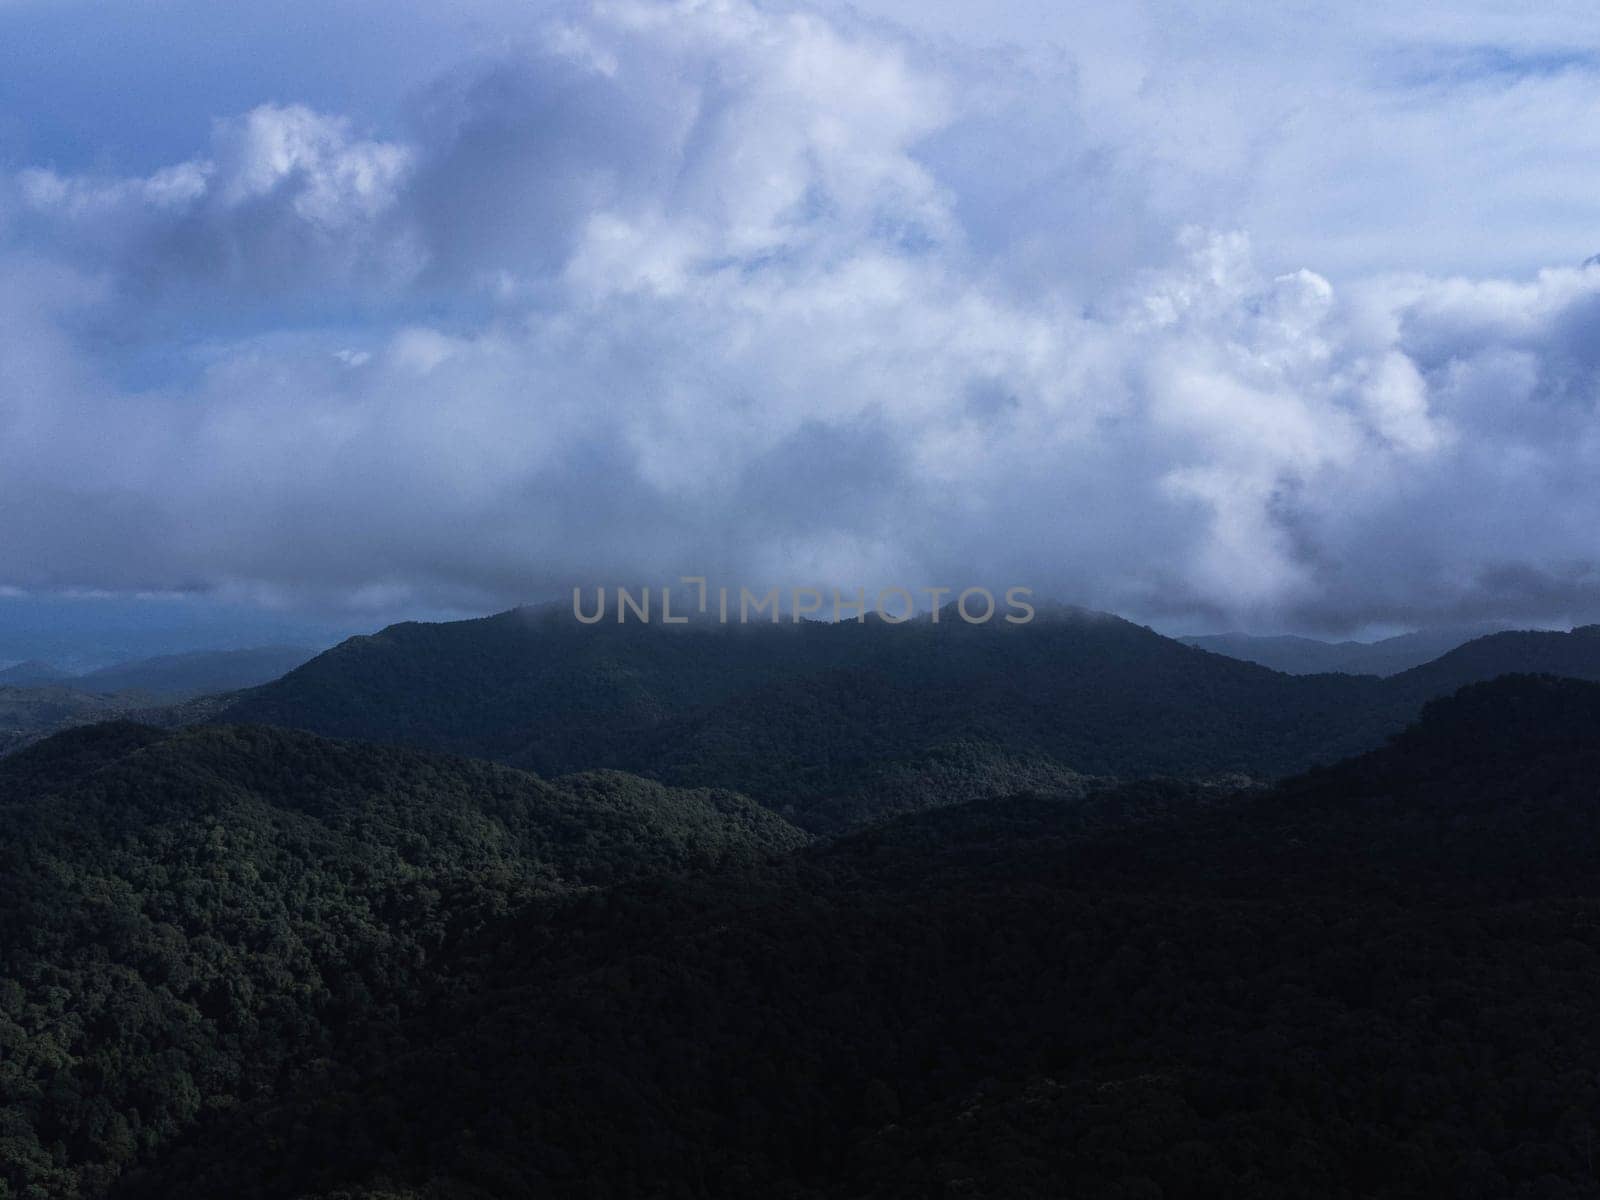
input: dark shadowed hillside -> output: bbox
[220,607,1600,832]
[1387,624,1600,699]
[114,674,1600,1199]
[219,605,1403,830]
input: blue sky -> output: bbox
[3,0,1600,644]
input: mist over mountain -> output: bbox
[0,647,319,758]
[72,645,318,699]
[0,595,353,675]
[1179,624,1512,677]
[0,659,74,686]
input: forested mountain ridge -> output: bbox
[13,608,1600,1196]
[0,647,316,759]
[218,605,1600,831]
[1387,623,1600,699]
[0,722,803,1198]
[0,685,130,756]
[117,674,1600,1199]
[218,604,1399,830]
[0,686,239,760]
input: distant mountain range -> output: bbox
[0,685,241,758]
[70,645,317,698]
[1179,624,1513,675]
[0,647,319,757]
[217,605,1600,831]
[0,659,75,686]
[0,645,316,700]
[0,685,131,756]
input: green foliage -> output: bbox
[107,675,1600,1198]
[12,671,1600,1197]
[0,722,802,1197]
[0,688,237,761]
[221,605,1412,832]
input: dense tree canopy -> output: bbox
[0,722,802,1197]
[218,608,1600,833]
[6,676,1600,1196]
[216,606,1394,832]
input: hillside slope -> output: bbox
[0,722,802,1198]
[126,674,1600,1200]
[220,605,1399,829]
[0,685,242,758]
[75,645,318,698]
[0,684,131,755]
[1388,624,1600,698]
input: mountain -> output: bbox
[220,606,1600,831]
[0,684,132,756]
[219,605,1400,830]
[112,674,1600,1199]
[0,648,318,757]
[1179,624,1506,676]
[1388,623,1600,698]
[0,592,354,674]
[0,720,804,1198]
[0,659,73,686]
[74,645,317,699]
[0,684,241,759]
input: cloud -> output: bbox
[13,104,420,303]
[2,0,1600,634]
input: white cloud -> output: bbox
[208,105,413,228]
[2,0,1600,633]
[14,103,421,297]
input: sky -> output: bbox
[3,0,1600,646]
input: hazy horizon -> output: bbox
[0,586,1582,674]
